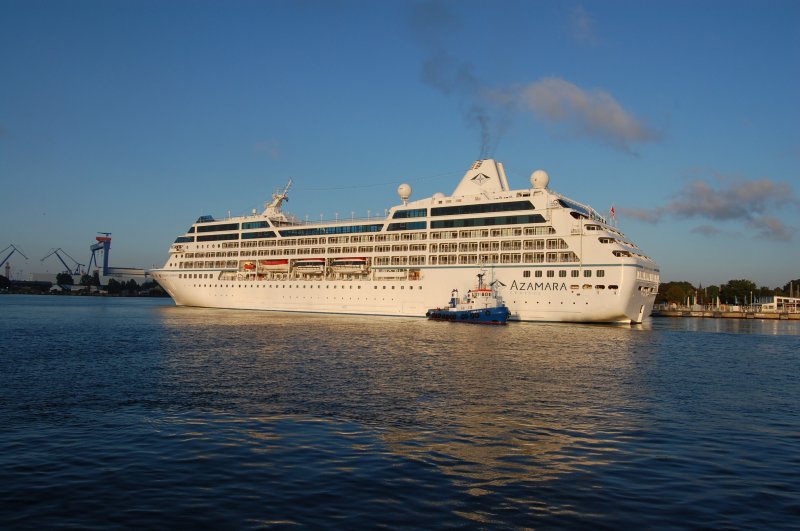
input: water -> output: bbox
[1,295,798,529]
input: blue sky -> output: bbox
[1,0,798,288]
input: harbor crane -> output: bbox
[41,248,84,275]
[1,244,28,268]
[85,231,147,279]
[87,232,112,275]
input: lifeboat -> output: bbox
[331,256,367,273]
[332,257,367,266]
[293,258,325,273]
[331,257,368,273]
[259,259,289,271]
[242,261,256,271]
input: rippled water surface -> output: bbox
[1,295,799,529]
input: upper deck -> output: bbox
[161,159,659,285]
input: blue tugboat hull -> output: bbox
[426,306,510,325]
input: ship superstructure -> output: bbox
[150,160,660,323]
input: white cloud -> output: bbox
[517,77,661,152]
[664,175,795,220]
[410,5,659,154]
[747,216,792,241]
[621,172,798,241]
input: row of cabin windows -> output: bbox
[431,239,567,252]
[182,250,579,264]
[523,269,605,278]
[390,200,538,220]
[279,224,385,237]
[183,277,621,292]
[177,226,558,248]
[187,239,568,257]
[179,268,608,281]
[428,252,579,265]
[431,214,545,229]
[193,201,540,233]
[177,251,584,269]
[185,279,424,291]
[391,200,540,219]
[191,221,552,242]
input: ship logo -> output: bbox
[471,173,490,185]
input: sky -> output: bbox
[1,0,798,288]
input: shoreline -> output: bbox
[653,309,800,320]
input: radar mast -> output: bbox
[263,179,292,220]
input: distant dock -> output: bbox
[653,307,800,320]
[654,296,800,320]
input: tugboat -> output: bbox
[426,272,510,325]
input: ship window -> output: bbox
[559,270,567,277]
[571,270,579,277]
[608,284,619,290]
[431,200,534,217]
[387,221,426,231]
[280,224,384,237]
[547,270,554,277]
[535,270,542,278]
[596,285,605,289]
[392,208,427,218]
[596,270,605,277]
[431,214,545,229]
[242,231,276,239]
[523,271,530,278]
[242,221,270,229]
[556,199,590,216]
[197,233,239,242]
[197,222,239,233]
[584,270,592,277]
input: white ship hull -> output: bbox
[151,160,659,324]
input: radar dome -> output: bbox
[432,192,445,199]
[531,170,550,190]
[397,183,412,204]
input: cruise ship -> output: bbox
[150,160,660,323]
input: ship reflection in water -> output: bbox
[150,308,684,525]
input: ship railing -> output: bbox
[275,212,392,225]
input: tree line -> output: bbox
[657,278,800,306]
[54,271,163,295]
